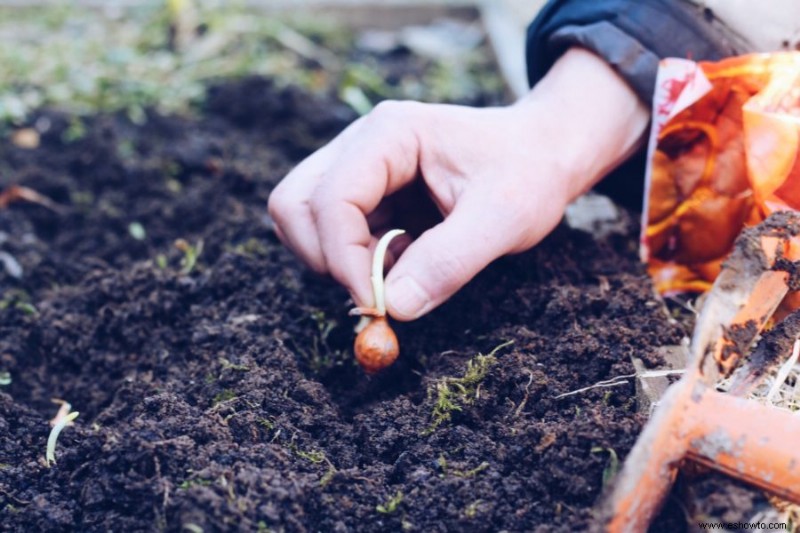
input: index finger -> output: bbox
[308,101,425,307]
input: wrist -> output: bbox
[515,47,649,203]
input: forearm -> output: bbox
[515,47,649,202]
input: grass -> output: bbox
[423,340,513,435]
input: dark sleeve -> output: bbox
[525,0,751,208]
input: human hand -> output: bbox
[268,48,649,320]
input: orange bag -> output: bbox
[641,53,800,294]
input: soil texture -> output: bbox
[0,77,751,532]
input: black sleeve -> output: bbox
[525,0,751,208]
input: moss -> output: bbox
[423,340,513,435]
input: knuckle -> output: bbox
[307,190,328,221]
[268,185,308,227]
[267,186,290,221]
[368,100,419,125]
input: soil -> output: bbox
[0,77,761,532]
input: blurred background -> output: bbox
[0,0,546,128]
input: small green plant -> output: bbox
[61,117,87,143]
[452,461,489,479]
[288,442,336,486]
[0,289,38,315]
[0,371,10,386]
[295,449,326,464]
[175,238,203,275]
[464,500,482,519]
[376,491,403,514]
[46,401,79,467]
[212,389,237,406]
[178,477,212,490]
[219,357,249,372]
[232,238,269,257]
[591,446,620,488]
[423,340,513,435]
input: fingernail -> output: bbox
[386,276,431,319]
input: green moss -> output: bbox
[452,461,489,478]
[295,449,326,464]
[423,340,513,435]
[178,477,211,490]
[219,357,249,372]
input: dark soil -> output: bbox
[0,77,752,532]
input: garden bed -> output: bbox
[0,76,682,531]
[0,10,775,530]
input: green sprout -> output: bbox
[376,491,403,514]
[212,389,236,406]
[350,229,405,329]
[175,238,203,275]
[591,447,620,488]
[46,401,79,467]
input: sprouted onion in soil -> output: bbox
[349,229,405,374]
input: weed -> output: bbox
[423,340,513,434]
[175,238,203,275]
[376,491,403,514]
[61,117,87,143]
[295,449,326,464]
[591,447,620,487]
[293,310,344,374]
[0,289,38,315]
[464,499,482,519]
[212,389,236,406]
[288,442,336,486]
[232,238,269,258]
[219,357,249,372]
[178,478,211,490]
[452,461,489,478]
[437,456,489,479]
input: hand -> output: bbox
[268,48,649,320]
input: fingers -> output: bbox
[268,136,348,274]
[308,101,424,306]
[383,192,513,321]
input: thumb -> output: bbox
[383,197,511,320]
